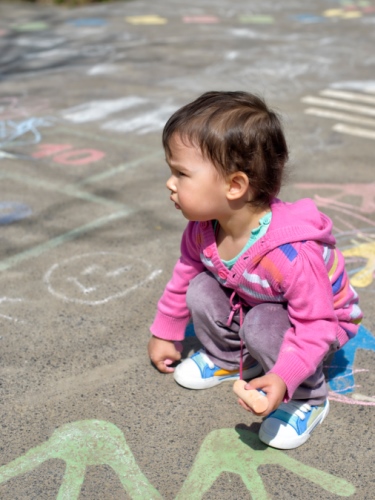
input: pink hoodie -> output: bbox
[151,198,362,397]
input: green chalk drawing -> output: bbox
[13,22,49,31]
[0,420,162,499]
[0,421,356,499]
[176,427,356,499]
[0,209,133,273]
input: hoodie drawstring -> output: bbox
[226,291,245,380]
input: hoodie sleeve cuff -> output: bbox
[150,311,190,341]
[269,355,314,402]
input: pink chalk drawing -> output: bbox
[294,182,375,288]
[0,97,50,120]
[295,182,375,215]
[32,143,105,166]
[53,149,105,166]
[182,16,220,24]
[31,143,72,158]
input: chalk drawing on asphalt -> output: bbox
[327,325,375,405]
[102,105,177,135]
[302,84,375,141]
[293,182,375,289]
[61,97,176,135]
[32,143,105,166]
[0,297,24,323]
[12,22,49,32]
[13,36,66,49]
[238,14,275,24]
[0,117,54,148]
[182,16,220,24]
[122,4,375,25]
[0,420,355,499]
[343,241,375,288]
[125,15,168,25]
[67,18,107,28]
[44,252,162,305]
[177,427,355,498]
[323,1,375,19]
[0,420,162,499]
[87,63,118,75]
[292,14,327,23]
[0,202,32,225]
[61,97,147,123]
[0,97,50,120]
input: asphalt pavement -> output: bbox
[0,0,374,498]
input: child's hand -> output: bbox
[148,336,182,373]
[237,373,286,416]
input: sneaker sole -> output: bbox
[174,362,263,390]
[174,370,240,390]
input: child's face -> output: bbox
[165,134,228,221]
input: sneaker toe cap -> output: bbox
[259,418,308,449]
[174,358,204,389]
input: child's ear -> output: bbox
[226,172,250,200]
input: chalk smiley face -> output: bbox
[44,252,162,305]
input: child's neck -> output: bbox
[216,205,270,261]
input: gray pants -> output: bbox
[186,271,328,405]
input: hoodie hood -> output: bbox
[261,198,336,253]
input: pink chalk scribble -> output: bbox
[328,392,375,406]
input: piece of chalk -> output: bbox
[233,379,269,413]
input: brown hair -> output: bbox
[162,91,288,207]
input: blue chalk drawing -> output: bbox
[67,18,107,27]
[292,14,328,23]
[0,202,32,225]
[0,117,54,147]
[327,325,375,394]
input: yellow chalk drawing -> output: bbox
[343,241,375,287]
[342,10,363,17]
[0,421,356,498]
[324,8,346,16]
[125,15,168,25]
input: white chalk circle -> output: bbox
[44,252,162,305]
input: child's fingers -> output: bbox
[164,358,177,371]
[153,359,174,373]
[237,398,253,412]
[244,377,263,391]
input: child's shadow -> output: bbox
[235,423,268,451]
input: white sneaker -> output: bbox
[173,350,262,390]
[259,399,330,449]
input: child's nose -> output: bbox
[166,175,176,192]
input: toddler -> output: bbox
[148,91,362,450]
